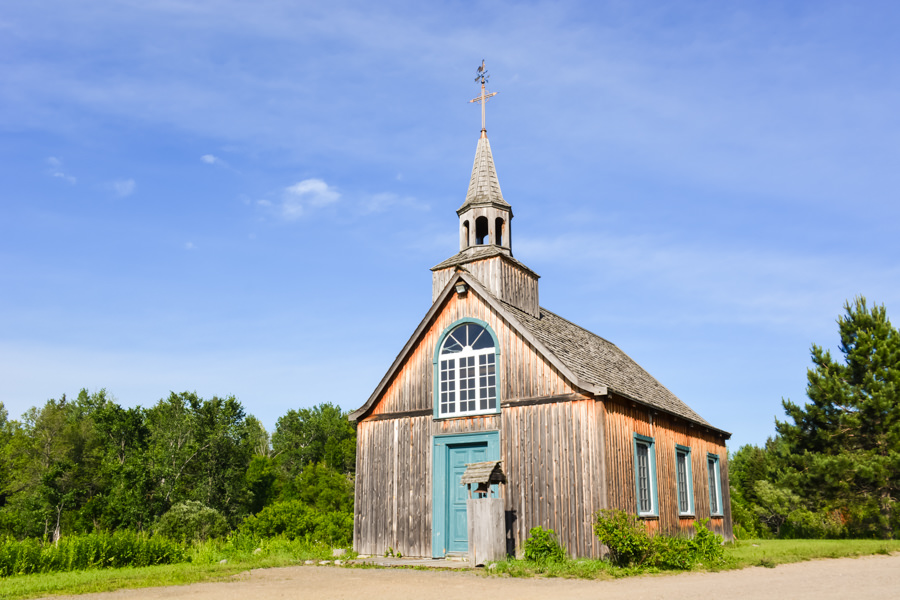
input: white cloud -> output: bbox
[201,154,224,165]
[277,178,340,220]
[110,179,136,197]
[46,156,76,184]
[184,241,195,250]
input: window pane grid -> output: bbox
[708,458,719,514]
[636,443,650,513]
[676,451,689,514]
[438,324,498,417]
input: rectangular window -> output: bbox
[440,359,456,414]
[676,445,693,516]
[708,454,723,516]
[633,433,657,516]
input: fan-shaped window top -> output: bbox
[438,323,498,417]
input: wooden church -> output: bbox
[349,72,733,559]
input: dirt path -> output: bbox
[49,553,900,600]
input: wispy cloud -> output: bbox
[108,179,136,198]
[360,192,424,214]
[200,154,225,166]
[184,242,195,250]
[46,156,76,184]
[263,178,340,220]
[518,231,900,334]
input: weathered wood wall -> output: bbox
[354,415,431,557]
[501,396,608,558]
[370,289,575,417]
[354,287,732,559]
[603,396,733,540]
[432,257,539,317]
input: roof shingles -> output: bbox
[500,300,712,427]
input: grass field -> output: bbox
[2,539,898,599]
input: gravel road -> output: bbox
[47,553,900,600]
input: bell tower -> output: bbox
[431,62,540,317]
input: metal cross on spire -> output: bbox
[469,60,497,135]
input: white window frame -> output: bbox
[436,323,499,418]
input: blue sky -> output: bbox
[2,1,898,450]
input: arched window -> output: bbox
[475,216,489,245]
[463,220,470,248]
[494,217,504,246]
[438,323,497,416]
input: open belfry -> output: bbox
[350,62,732,559]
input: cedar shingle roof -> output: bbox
[500,299,712,426]
[430,245,537,275]
[458,133,509,213]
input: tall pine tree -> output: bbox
[778,297,900,538]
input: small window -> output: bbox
[707,454,723,516]
[494,217,504,246]
[633,434,657,516]
[438,323,498,417]
[462,220,470,248]
[676,445,693,516]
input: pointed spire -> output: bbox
[458,132,510,213]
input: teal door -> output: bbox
[432,431,500,557]
[446,442,487,553]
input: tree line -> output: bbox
[0,392,356,543]
[730,297,900,539]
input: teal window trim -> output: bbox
[707,452,723,516]
[632,433,658,517]
[675,444,694,516]
[432,317,501,420]
[431,430,501,558]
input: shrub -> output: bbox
[593,509,652,567]
[238,500,352,547]
[522,526,566,564]
[593,510,725,570]
[155,501,229,543]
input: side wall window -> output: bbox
[675,445,694,516]
[707,453,723,516]
[633,433,657,517]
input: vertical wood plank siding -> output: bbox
[603,396,733,540]
[354,287,731,558]
[432,257,539,317]
[501,398,607,558]
[354,416,431,557]
[370,290,575,417]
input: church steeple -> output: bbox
[431,62,539,317]
[458,62,513,253]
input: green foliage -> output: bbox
[154,501,229,543]
[238,500,352,547]
[593,510,724,570]
[778,297,900,539]
[0,531,185,576]
[522,526,566,563]
[272,403,356,476]
[593,509,652,567]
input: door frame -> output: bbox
[431,430,500,557]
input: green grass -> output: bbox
[485,538,900,579]
[0,537,347,600]
[2,538,898,598]
[725,538,900,569]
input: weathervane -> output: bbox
[469,60,497,134]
